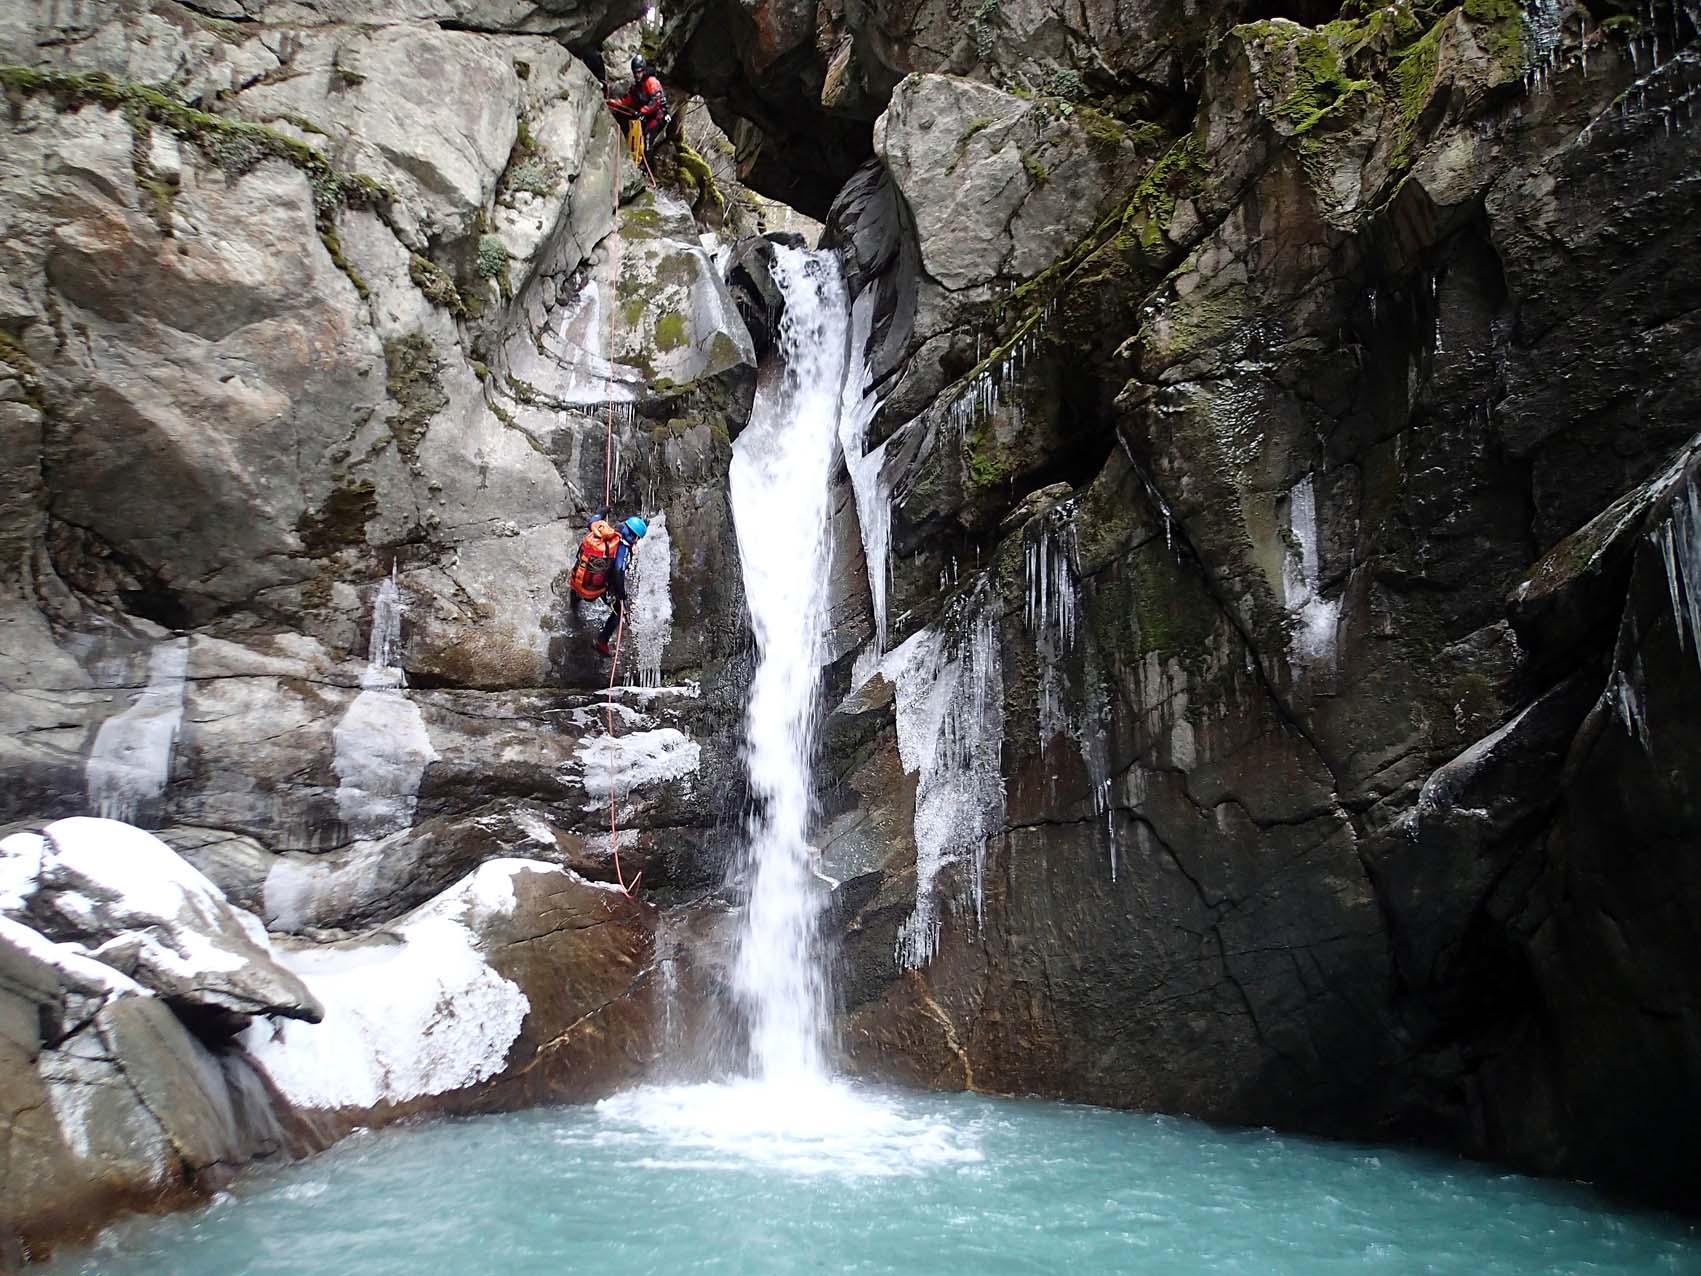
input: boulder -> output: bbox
[0,913,296,1265]
[241,858,658,1118]
[2,819,321,1030]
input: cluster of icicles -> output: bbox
[940,302,1055,441]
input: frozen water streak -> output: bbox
[86,638,189,822]
[886,590,1006,970]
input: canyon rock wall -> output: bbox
[797,0,1701,1214]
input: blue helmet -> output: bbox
[622,516,648,541]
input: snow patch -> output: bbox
[0,831,45,911]
[576,727,700,801]
[0,914,147,996]
[241,860,552,1110]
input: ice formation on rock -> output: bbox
[85,638,189,823]
[886,584,1006,969]
[1282,474,1341,673]
[333,572,439,840]
[628,512,674,688]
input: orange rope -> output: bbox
[599,110,634,896]
[604,580,638,896]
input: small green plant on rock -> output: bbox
[1049,68,1084,101]
[504,160,557,197]
[477,234,510,283]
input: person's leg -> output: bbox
[599,595,624,645]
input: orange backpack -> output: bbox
[570,520,624,601]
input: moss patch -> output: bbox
[319,228,369,300]
[653,310,687,352]
[0,67,393,301]
[296,481,377,557]
[1270,27,1376,134]
[409,254,464,314]
[0,329,46,414]
[383,333,447,459]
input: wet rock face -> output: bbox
[819,2,1701,1213]
[658,0,1302,213]
[0,2,746,1254]
[0,0,755,872]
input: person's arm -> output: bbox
[639,79,666,119]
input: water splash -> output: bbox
[727,248,854,1081]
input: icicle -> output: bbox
[889,582,1006,969]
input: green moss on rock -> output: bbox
[409,254,464,314]
[383,333,447,459]
[0,67,395,301]
[654,310,687,352]
[476,234,510,282]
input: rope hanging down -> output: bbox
[600,125,637,896]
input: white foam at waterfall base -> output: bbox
[726,246,847,1081]
[593,1079,982,1178]
[85,638,189,822]
[627,512,673,688]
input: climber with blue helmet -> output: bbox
[569,509,649,656]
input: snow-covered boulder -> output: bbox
[0,912,295,1265]
[243,858,658,1120]
[0,818,321,1029]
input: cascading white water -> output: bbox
[726,248,851,1081]
[595,250,976,1176]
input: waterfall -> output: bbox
[726,248,854,1081]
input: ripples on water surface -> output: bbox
[45,1083,1699,1275]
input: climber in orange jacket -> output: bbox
[570,510,648,656]
[606,56,669,160]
